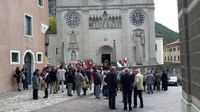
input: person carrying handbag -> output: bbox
[82,74,89,95]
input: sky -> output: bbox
[154,0,179,32]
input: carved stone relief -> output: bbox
[71,50,76,61]
[89,11,122,29]
[68,31,78,50]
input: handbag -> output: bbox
[82,81,87,88]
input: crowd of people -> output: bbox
[13,64,169,111]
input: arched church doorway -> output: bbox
[24,52,32,84]
[98,46,113,66]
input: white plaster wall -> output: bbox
[155,37,164,64]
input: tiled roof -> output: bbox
[164,39,179,47]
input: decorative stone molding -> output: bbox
[56,4,154,12]
[95,0,114,3]
[89,11,122,29]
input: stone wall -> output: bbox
[178,0,200,112]
[119,63,181,78]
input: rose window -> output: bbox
[65,11,81,28]
[130,11,145,26]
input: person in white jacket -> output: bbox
[57,65,66,92]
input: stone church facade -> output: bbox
[48,0,157,66]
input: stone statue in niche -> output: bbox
[108,16,112,27]
[114,15,118,27]
[70,31,77,43]
[99,17,103,27]
[71,50,76,60]
[89,16,93,28]
[118,16,122,27]
[95,16,99,28]
[133,30,145,65]
[111,15,115,27]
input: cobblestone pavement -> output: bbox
[35,86,182,112]
[0,86,93,112]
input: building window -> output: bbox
[10,50,20,64]
[173,48,176,51]
[178,55,180,61]
[36,52,43,63]
[155,44,157,51]
[168,56,170,61]
[165,57,166,61]
[174,56,176,61]
[24,14,33,36]
[178,47,180,51]
[170,48,172,52]
[38,0,44,7]
[171,56,173,61]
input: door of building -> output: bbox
[24,53,32,84]
[102,54,111,66]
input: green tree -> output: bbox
[155,22,179,45]
[47,17,57,33]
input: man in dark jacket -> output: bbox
[107,67,118,110]
[66,68,74,96]
[48,67,57,94]
[162,70,168,91]
[32,69,40,100]
[93,70,101,99]
[121,68,134,111]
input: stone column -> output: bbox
[113,40,117,62]
[147,8,157,65]
[56,8,63,65]
[60,42,65,65]
[121,8,129,62]
[82,9,90,60]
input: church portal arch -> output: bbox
[97,46,113,65]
